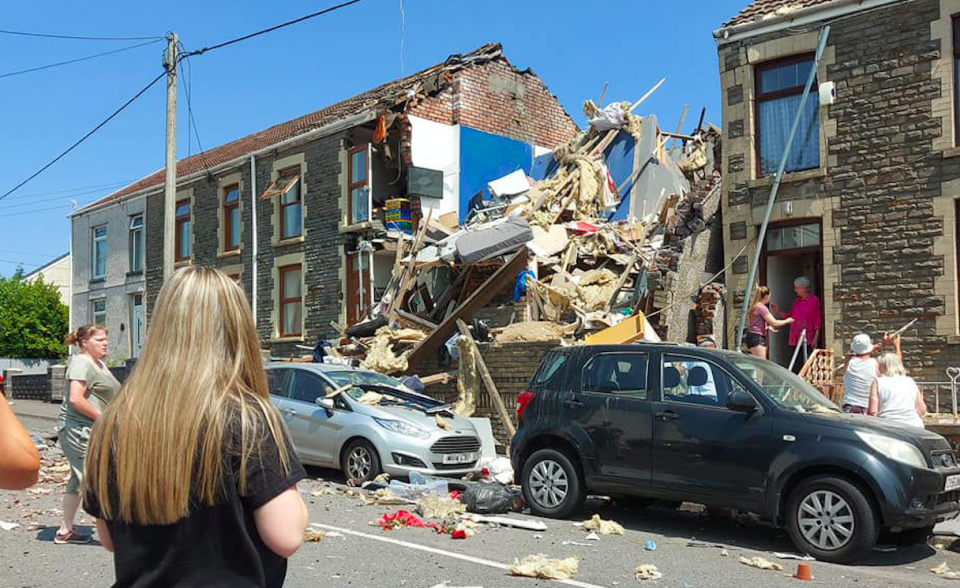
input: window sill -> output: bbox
[943,146,960,159]
[175,259,192,268]
[340,221,372,234]
[273,235,305,248]
[125,270,143,277]
[746,167,826,190]
[271,335,306,344]
[89,277,105,285]
[218,249,242,259]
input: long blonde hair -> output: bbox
[750,285,771,314]
[85,266,289,524]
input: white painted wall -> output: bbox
[408,115,460,216]
[23,254,71,307]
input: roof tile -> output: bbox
[723,0,837,28]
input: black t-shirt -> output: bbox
[83,424,307,588]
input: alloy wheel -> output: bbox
[529,459,569,509]
[797,489,855,551]
[347,446,372,481]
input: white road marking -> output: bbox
[310,522,609,588]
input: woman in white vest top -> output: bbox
[867,346,926,429]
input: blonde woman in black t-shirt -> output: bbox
[84,266,308,588]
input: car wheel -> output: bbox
[886,525,935,546]
[342,439,382,485]
[786,475,879,563]
[521,448,584,518]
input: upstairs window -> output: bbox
[129,215,144,273]
[756,55,820,175]
[92,299,106,325]
[175,200,191,262]
[348,146,369,225]
[92,226,107,279]
[223,184,240,252]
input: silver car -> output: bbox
[265,362,481,484]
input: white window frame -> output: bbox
[92,226,107,279]
[92,299,106,326]
[129,215,144,273]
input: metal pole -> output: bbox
[162,33,178,282]
[788,329,807,373]
[736,26,830,350]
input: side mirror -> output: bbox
[316,397,335,411]
[727,390,759,414]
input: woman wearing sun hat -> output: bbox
[841,332,896,414]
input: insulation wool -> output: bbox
[453,336,479,417]
[416,494,466,519]
[359,327,421,374]
[496,321,565,343]
[509,555,579,580]
[575,269,619,311]
[582,514,624,535]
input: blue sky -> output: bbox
[0,0,745,277]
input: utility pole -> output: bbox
[162,33,178,282]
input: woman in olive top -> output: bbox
[56,324,120,544]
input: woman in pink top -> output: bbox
[746,286,794,359]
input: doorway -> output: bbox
[130,294,144,358]
[345,251,372,326]
[760,221,823,367]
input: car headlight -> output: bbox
[374,417,429,439]
[856,431,927,468]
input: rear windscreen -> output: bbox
[531,351,568,388]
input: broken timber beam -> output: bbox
[419,371,457,386]
[388,207,432,317]
[406,248,528,370]
[455,319,516,438]
[605,252,639,313]
[395,309,438,331]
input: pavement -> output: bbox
[7,408,960,587]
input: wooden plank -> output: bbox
[605,253,638,313]
[395,309,438,331]
[630,77,666,113]
[388,207,433,316]
[406,248,528,370]
[419,371,457,386]
[455,319,516,438]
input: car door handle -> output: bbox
[655,411,679,421]
[563,399,585,409]
[283,408,296,416]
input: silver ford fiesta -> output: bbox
[265,362,482,484]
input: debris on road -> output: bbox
[932,562,960,580]
[459,481,523,514]
[509,554,579,580]
[416,494,466,519]
[773,552,814,561]
[583,513,624,535]
[377,509,441,532]
[739,556,783,571]
[585,532,600,541]
[634,564,662,581]
[645,540,657,551]
[0,520,20,531]
[462,513,547,531]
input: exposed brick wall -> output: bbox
[718,0,960,378]
[415,340,558,445]
[406,58,579,149]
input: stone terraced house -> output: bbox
[69,43,577,360]
[716,0,960,378]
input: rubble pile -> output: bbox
[307,92,721,382]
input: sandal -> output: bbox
[54,528,92,544]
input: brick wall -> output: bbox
[407,59,579,149]
[718,0,960,378]
[415,340,558,445]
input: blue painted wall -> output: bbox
[458,126,534,222]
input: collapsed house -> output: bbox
[319,95,725,391]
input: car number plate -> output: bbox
[946,475,960,492]
[442,452,476,465]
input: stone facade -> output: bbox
[717,0,960,378]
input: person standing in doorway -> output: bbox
[746,286,794,359]
[56,324,120,544]
[84,267,308,587]
[778,276,822,373]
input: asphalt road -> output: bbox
[4,415,960,588]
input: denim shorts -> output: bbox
[745,332,766,348]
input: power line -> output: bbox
[0,258,44,268]
[183,0,367,58]
[0,185,128,210]
[0,70,165,202]
[0,38,162,79]
[0,248,65,258]
[178,51,212,176]
[1,202,74,217]
[1,179,134,201]
[0,29,162,41]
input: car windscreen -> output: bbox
[326,370,404,388]
[729,355,840,414]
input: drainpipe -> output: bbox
[735,26,830,351]
[250,154,258,325]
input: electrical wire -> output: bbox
[0,70,165,202]
[0,202,74,218]
[0,29,162,41]
[0,39,162,79]
[0,258,44,268]
[178,49,212,176]
[0,248,65,258]
[182,0,367,58]
[399,0,406,77]
[0,184,131,209]
[1,179,133,201]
